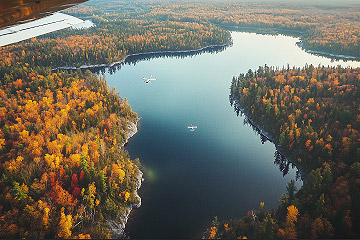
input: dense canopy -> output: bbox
[0,66,140,238]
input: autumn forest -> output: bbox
[221,65,360,239]
[0,0,360,239]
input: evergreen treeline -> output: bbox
[205,65,360,239]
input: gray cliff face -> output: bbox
[121,120,139,148]
[110,118,142,238]
[109,169,143,238]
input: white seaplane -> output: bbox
[142,75,157,84]
[187,124,198,132]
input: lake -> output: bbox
[104,31,360,238]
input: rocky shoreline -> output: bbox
[109,118,144,238]
[121,119,140,148]
[109,169,143,238]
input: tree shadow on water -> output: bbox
[230,93,302,181]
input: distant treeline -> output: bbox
[1,0,358,69]
[69,0,360,58]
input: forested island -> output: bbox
[205,65,360,239]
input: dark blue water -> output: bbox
[104,32,360,238]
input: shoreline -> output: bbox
[230,93,306,182]
[220,25,359,62]
[51,29,360,74]
[296,42,360,61]
[121,119,140,148]
[51,29,354,236]
[109,117,144,238]
[51,43,230,72]
[55,43,228,238]
[109,168,143,238]
[219,24,303,36]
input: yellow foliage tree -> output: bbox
[284,205,299,239]
[58,207,72,238]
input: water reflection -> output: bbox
[54,44,228,74]
[229,93,302,180]
[220,25,303,38]
[107,44,228,75]
[222,26,358,62]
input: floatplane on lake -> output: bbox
[142,75,156,84]
[187,124,198,131]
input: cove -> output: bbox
[104,31,360,238]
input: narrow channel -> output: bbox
[104,31,360,238]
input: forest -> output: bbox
[0,0,359,239]
[0,64,140,238]
[207,65,360,239]
[66,0,359,58]
[0,13,230,68]
[0,1,231,238]
[0,0,359,68]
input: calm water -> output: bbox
[104,32,360,238]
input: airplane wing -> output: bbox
[0,0,88,30]
[0,0,89,46]
[0,12,92,46]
